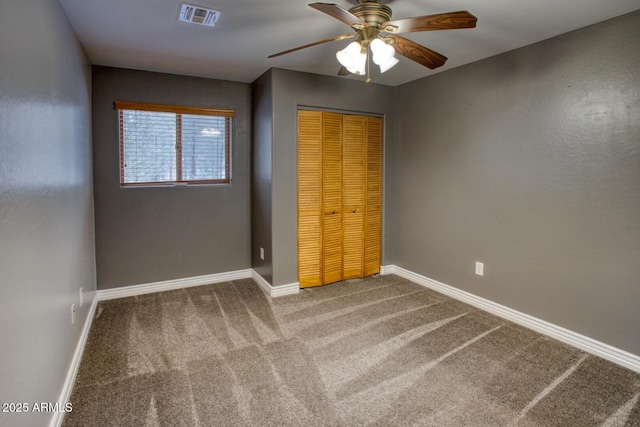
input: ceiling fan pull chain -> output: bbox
[365,45,372,83]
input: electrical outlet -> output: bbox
[475,262,484,276]
[71,304,76,324]
[260,247,265,260]
[79,287,83,307]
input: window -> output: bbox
[115,101,233,187]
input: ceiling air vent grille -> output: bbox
[178,3,221,27]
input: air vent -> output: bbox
[178,3,221,27]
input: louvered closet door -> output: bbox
[365,116,382,276]
[297,110,323,287]
[322,112,344,284]
[297,110,382,287]
[342,115,366,279]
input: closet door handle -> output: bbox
[352,208,356,213]
[331,209,336,214]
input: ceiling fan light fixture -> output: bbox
[370,38,395,65]
[347,53,367,76]
[378,56,399,73]
[337,41,366,75]
[347,51,367,75]
[336,41,361,69]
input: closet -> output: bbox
[297,110,382,288]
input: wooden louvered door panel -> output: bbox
[322,112,344,285]
[297,110,323,287]
[365,116,382,276]
[342,115,366,279]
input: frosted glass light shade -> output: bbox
[378,56,399,73]
[336,41,362,69]
[370,38,395,65]
[348,49,367,75]
[337,41,366,75]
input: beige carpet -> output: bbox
[63,275,640,426]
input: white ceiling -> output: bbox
[58,0,640,87]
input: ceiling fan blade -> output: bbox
[268,34,355,58]
[383,11,477,33]
[309,3,366,28]
[387,35,447,69]
[337,66,350,76]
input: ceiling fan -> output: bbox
[268,0,477,82]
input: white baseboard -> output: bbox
[50,293,99,427]
[380,265,395,275]
[96,269,300,301]
[251,270,300,297]
[381,265,640,373]
[97,269,253,301]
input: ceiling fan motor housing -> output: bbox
[349,0,392,28]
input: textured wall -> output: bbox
[92,67,251,289]
[269,69,395,286]
[392,11,640,355]
[0,0,95,425]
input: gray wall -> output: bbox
[251,70,274,283]
[392,11,640,355]
[92,67,251,289]
[263,68,395,286]
[0,0,95,425]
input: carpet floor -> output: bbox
[63,275,640,426]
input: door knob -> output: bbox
[352,208,356,213]
[331,209,336,214]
